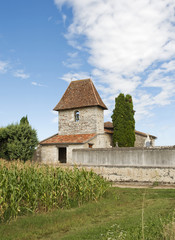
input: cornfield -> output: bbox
[0,159,110,222]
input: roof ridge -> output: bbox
[53,81,72,111]
[90,79,100,105]
[71,78,91,82]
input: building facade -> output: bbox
[38,79,156,164]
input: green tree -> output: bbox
[111,93,135,147]
[0,117,38,161]
[0,127,8,159]
[20,115,29,125]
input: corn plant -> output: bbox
[0,159,110,222]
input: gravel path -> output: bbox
[112,182,175,189]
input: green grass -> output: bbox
[1,187,175,240]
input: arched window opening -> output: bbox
[75,111,79,122]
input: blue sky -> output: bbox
[0,0,175,146]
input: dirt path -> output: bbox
[112,183,175,189]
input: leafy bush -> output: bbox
[0,116,38,161]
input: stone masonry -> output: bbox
[135,134,146,147]
[59,106,104,135]
[135,134,155,147]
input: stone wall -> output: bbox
[135,134,146,147]
[103,131,155,148]
[58,106,104,135]
[135,134,155,147]
[72,146,175,166]
[90,133,112,148]
[40,145,58,164]
[67,133,112,163]
[67,144,88,163]
[35,145,175,183]
[69,164,175,184]
[71,146,175,183]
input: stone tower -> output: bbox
[53,79,108,135]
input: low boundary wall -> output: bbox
[72,147,175,183]
[72,165,175,184]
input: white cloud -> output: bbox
[67,52,78,58]
[14,69,30,79]
[62,14,67,25]
[54,0,175,120]
[60,72,91,82]
[63,51,81,69]
[51,110,58,123]
[144,60,175,105]
[62,62,81,69]
[0,61,9,73]
[31,81,47,87]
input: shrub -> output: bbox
[0,116,38,161]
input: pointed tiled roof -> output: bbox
[40,133,96,145]
[53,79,107,111]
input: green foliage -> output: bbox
[112,93,135,147]
[0,117,38,161]
[0,128,8,159]
[0,160,110,222]
[20,115,29,125]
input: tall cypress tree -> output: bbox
[111,93,135,147]
[125,94,135,146]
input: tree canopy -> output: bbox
[111,93,135,147]
[0,116,38,161]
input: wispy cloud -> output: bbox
[62,61,81,69]
[62,51,81,69]
[0,60,9,73]
[48,16,53,22]
[31,81,47,87]
[67,52,78,58]
[60,72,91,82]
[62,14,67,25]
[14,69,30,79]
[51,110,58,123]
[54,0,175,121]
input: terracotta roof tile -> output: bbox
[104,121,113,129]
[53,79,107,111]
[104,122,157,139]
[40,133,96,145]
[104,129,114,134]
[134,130,157,139]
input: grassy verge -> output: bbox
[1,187,175,240]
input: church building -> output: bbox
[39,79,156,164]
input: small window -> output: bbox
[75,111,79,122]
[88,143,93,148]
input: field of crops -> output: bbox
[0,159,110,222]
